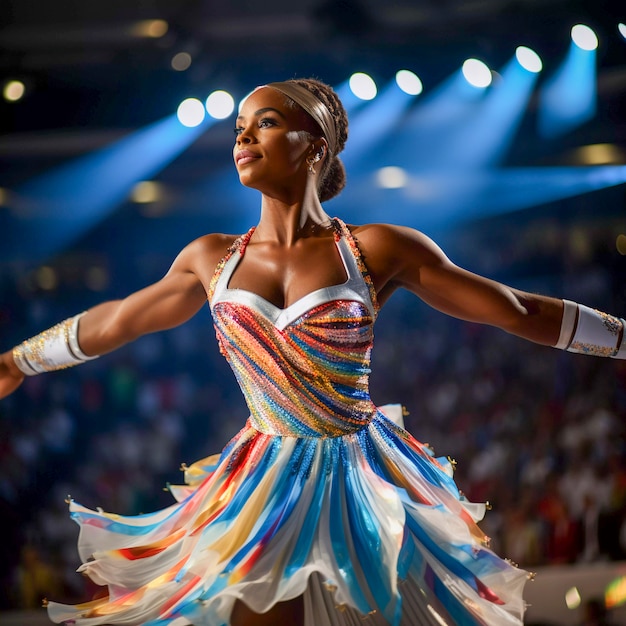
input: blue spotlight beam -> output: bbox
[538,42,597,138]
[374,70,486,168]
[341,80,416,170]
[331,166,626,230]
[3,115,209,265]
[441,57,540,169]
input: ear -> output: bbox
[312,138,329,161]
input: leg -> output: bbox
[230,596,305,626]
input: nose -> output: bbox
[236,125,254,145]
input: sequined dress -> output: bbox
[47,219,528,626]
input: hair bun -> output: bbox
[319,156,346,202]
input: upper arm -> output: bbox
[79,234,232,354]
[355,223,563,345]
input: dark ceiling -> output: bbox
[2,0,624,146]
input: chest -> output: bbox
[227,238,347,310]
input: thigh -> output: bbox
[230,596,305,626]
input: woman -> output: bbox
[0,78,624,625]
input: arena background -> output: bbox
[1,0,626,623]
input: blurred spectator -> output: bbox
[13,544,61,610]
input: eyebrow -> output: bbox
[236,107,287,122]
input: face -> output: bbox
[233,86,321,195]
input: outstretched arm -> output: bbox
[357,223,620,353]
[0,237,215,399]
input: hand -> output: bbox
[0,350,25,399]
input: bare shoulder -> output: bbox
[348,222,447,265]
[184,232,240,263]
[167,232,241,281]
[343,222,452,303]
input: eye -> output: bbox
[258,117,277,128]
[233,127,243,136]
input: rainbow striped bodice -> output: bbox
[209,219,379,438]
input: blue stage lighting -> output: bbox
[515,46,543,73]
[443,55,541,169]
[2,115,208,264]
[332,165,626,231]
[349,73,377,100]
[619,23,626,40]
[341,79,417,169]
[376,166,408,189]
[395,70,423,96]
[538,37,597,138]
[462,59,492,88]
[571,24,598,50]
[177,98,206,127]
[206,90,235,120]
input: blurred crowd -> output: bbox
[1,211,626,612]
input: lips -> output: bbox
[235,150,261,165]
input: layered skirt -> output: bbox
[47,407,528,625]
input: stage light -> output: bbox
[573,143,624,165]
[538,32,597,138]
[3,80,25,102]
[619,23,626,40]
[177,98,205,127]
[132,19,169,38]
[171,52,192,72]
[395,70,423,96]
[376,166,408,189]
[461,59,492,88]
[349,73,377,100]
[206,90,235,120]
[515,46,543,73]
[36,266,58,291]
[571,24,598,50]
[130,181,163,203]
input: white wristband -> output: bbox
[555,300,578,350]
[13,312,98,376]
[558,301,625,358]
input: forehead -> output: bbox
[238,86,292,117]
[238,86,319,134]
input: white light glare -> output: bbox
[565,587,581,610]
[206,90,235,119]
[619,23,626,40]
[177,98,205,127]
[571,24,598,50]
[395,70,423,96]
[376,166,408,189]
[462,59,492,88]
[515,46,543,73]
[349,73,377,100]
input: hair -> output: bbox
[280,78,349,202]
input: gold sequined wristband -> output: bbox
[12,312,98,376]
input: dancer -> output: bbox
[1,78,624,626]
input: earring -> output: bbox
[307,153,321,174]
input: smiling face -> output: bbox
[233,86,322,198]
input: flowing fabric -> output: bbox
[47,219,529,625]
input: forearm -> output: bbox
[502,290,564,346]
[77,300,136,356]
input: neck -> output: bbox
[255,185,332,245]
